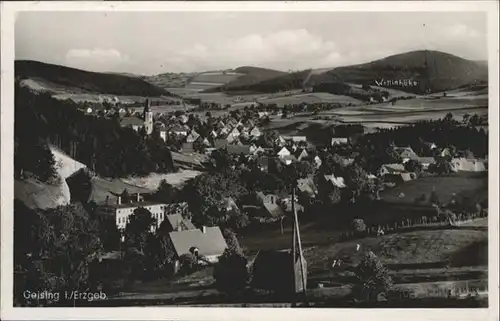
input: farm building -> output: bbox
[297,178,317,197]
[451,158,487,172]
[169,227,228,273]
[331,137,349,146]
[393,146,418,161]
[251,249,307,294]
[379,163,406,176]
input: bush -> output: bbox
[352,251,393,302]
[178,253,198,275]
[352,218,367,233]
[221,228,243,254]
[213,249,249,294]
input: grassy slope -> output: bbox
[380,175,488,207]
[15,60,172,97]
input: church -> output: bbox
[119,99,154,135]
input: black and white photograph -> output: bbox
[1,1,498,319]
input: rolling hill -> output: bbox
[15,60,172,97]
[206,50,488,95]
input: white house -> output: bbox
[277,147,292,158]
[451,158,487,172]
[250,127,262,137]
[331,137,349,146]
[98,196,168,232]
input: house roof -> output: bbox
[331,137,349,145]
[410,156,436,164]
[382,163,406,172]
[262,202,285,218]
[169,227,227,258]
[324,175,347,188]
[296,178,316,195]
[164,213,196,231]
[85,175,153,205]
[227,144,251,155]
[394,147,418,158]
[280,155,297,163]
[277,147,291,155]
[120,116,144,127]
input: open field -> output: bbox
[121,169,202,190]
[380,175,488,207]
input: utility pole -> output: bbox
[291,185,307,305]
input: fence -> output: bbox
[340,210,488,241]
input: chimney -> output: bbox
[202,226,206,234]
[117,196,122,205]
[136,193,140,203]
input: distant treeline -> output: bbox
[15,83,176,181]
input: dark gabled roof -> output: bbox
[169,227,227,258]
[164,213,196,231]
[227,144,251,155]
[262,202,284,218]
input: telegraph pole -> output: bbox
[291,184,307,305]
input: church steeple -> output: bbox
[143,98,153,135]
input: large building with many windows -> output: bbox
[97,195,168,231]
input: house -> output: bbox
[258,111,269,118]
[385,172,414,184]
[451,158,487,172]
[97,197,168,232]
[250,127,262,137]
[179,115,189,124]
[209,130,218,139]
[280,155,297,165]
[409,156,436,169]
[251,249,307,294]
[257,191,279,205]
[224,197,240,212]
[277,147,292,158]
[296,178,317,197]
[218,126,230,136]
[314,155,322,168]
[379,163,406,176]
[394,146,418,162]
[162,213,196,232]
[284,136,307,143]
[227,144,251,156]
[256,157,271,172]
[186,130,201,143]
[119,116,144,132]
[324,175,347,189]
[201,138,211,147]
[229,127,241,138]
[295,149,309,161]
[275,136,287,147]
[331,137,349,146]
[169,227,228,273]
[170,125,189,136]
[159,130,167,142]
[249,144,265,156]
[226,134,239,144]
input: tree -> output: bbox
[404,159,423,174]
[221,228,243,254]
[352,251,393,302]
[153,179,177,203]
[352,218,367,234]
[124,207,157,254]
[213,249,249,294]
[178,253,198,275]
[14,202,102,305]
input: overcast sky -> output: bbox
[15,11,487,75]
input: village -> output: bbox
[10,9,491,310]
